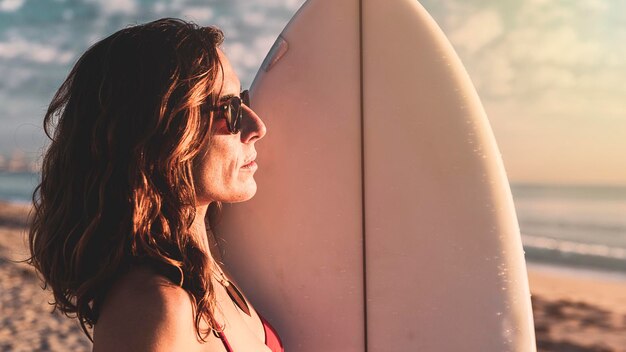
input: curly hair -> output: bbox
[28,18,225,341]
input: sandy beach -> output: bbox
[1,201,625,351]
[0,202,91,351]
[529,264,626,352]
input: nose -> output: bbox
[241,104,266,143]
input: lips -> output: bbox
[242,154,257,168]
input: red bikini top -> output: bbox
[260,315,283,352]
[217,314,284,352]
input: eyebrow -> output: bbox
[217,84,243,103]
[218,93,237,102]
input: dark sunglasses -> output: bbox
[205,90,250,134]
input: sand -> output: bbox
[529,264,626,352]
[0,202,91,351]
[1,201,625,351]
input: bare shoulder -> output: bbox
[92,266,219,352]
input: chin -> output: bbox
[226,183,258,203]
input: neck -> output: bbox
[191,203,210,256]
[191,202,222,264]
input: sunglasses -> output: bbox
[205,90,250,134]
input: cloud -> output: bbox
[0,37,74,64]
[0,0,25,12]
[242,10,269,27]
[223,41,262,71]
[448,9,503,55]
[254,34,277,55]
[180,7,214,22]
[507,25,605,68]
[442,1,626,104]
[0,65,36,90]
[238,0,302,11]
[86,0,137,16]
[469,53,515,97]
[581,0,610,13]
[426,0,626,184]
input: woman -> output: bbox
[28,18,282,351]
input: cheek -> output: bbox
[200,137,241,188]
[209,139,239,177]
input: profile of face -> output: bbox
[192,49,267,205]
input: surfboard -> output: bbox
[214,0,537,351]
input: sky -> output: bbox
[425,0,626,186]
[0,0,624,185]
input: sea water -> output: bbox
[2,172,625,274]
[513,184,626,274]
[0,171,39,204]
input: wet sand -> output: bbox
[1,201,625,351]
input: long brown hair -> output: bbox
[28,18,225,341]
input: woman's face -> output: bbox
[192,49,266,205]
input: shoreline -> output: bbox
[3,197,626,279]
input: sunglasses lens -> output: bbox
[228,97,242,134]
[241,90,250,107]
[213,91,248,134]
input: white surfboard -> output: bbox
[215,0,536,351]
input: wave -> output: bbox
[522,233,626,274]
[522,234,626,260]
[519,218,626,234]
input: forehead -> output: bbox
[215,48,241,96]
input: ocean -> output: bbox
[2,171,624,274]
[0,171,39,204]
[513,184,626,274]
